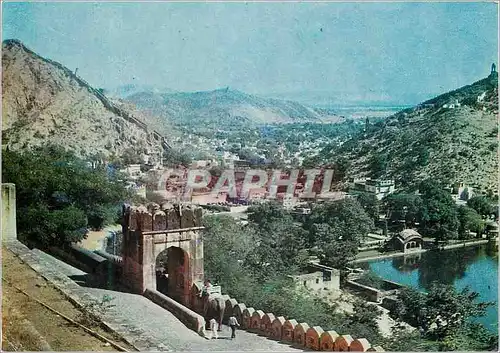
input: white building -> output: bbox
[350,178,395,200]
[288,263,340,291]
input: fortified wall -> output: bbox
[121,202,204,306]
[2,183,17,243]
[192,292,385,352]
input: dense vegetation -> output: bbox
[383,179,497,242]
[202,200,497,350]
[2,146,134,246]
[202,201,384,344]
[388,283,497,351]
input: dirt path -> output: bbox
[2,247,136,351]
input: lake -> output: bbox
[358,244,498,333]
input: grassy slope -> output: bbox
[339,74,498,191]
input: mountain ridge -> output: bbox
[2,39,170,162]
[125,85,342,134]
[332,72,498,192]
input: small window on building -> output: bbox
[303,281,307,287]
[315,278,319,284]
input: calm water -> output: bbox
[359,244,498,333]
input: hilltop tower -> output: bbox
[490,63,498,80]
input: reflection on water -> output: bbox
[359,244,498,333]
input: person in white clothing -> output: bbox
[208,318,218,339]
[228,315,240,339]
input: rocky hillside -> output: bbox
[2,39,168,162]
[126,87,337,134]
[335,72,498,192]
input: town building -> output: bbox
[349,178,395,200]
[389,229,423,253]
[288,262,340,291]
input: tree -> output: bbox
[332,157,351,182]
[457,206,485,239]
[369,153,388,179]
[390,283,494,341]
[305,199,373,269]
[121,147,142,165]
[353,192,380,224]
[467,196,494,218]
[418,180,459,241]
[2,146,132,246]
[342,300,384,343]
[163,148,192,167]
[381,324,440,352]
[202,215,255,285]
[247,202,309,279]
[384,193,424,228]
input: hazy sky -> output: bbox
[2,1,498,105]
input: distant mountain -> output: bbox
[333,71,498,192]
[126,87,339,133]
[105,84,177,99]
[1,39,169,162]
[264,90,438,108]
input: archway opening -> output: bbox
[155,246,189,303]
[155,249,169,295]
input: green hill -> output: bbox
[329,72,498,193]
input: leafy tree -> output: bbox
[332,157,351,182]
[121,147,142,165]
[369,153,388,179]
[2,146,132,246]
[163,148,192,167]
[384,193,424,228]
[467,196,494,218]
[357,272,386,290]
[247,202,309,279]
[306,199,373,269]
[416,145,430,166]
[342,300,384,343]
[457,206,485,239]
[418,180,459,241]
[441,322,498,351]
[353,191,380,224]
[202,215,255,285]
[381,324,440,351]
[390,282,494,341]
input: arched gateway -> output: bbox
[121,203,205,307]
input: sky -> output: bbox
[2,1,498,105]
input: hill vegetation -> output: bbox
[318,73,498,192]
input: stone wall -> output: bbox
[345,279,404,303]
[209,291,385,352]
[144,288,206,337]
[2,183,17,243]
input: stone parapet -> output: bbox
[205,291,380,351]
[144,288,206,337]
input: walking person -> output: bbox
[209,317,219,339]
[228,315,240,339]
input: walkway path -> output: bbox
[352,239,491,264]
[27,248,301,351]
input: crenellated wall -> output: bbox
[203,290,384,352]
